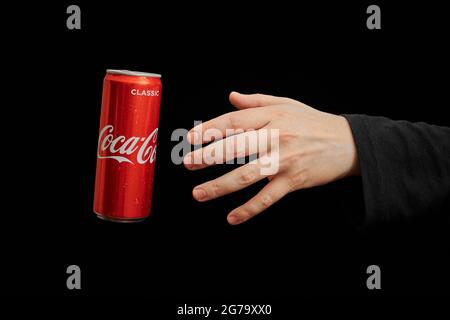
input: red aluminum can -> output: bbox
[94,69,162,222]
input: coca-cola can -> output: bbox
[94,69,162,222]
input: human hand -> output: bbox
[184,92,359,225]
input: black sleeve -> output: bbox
[342,114,450,226]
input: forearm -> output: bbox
[343,114,450,225]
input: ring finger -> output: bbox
[192,155,273,202]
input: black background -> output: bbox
[2,0,448,304]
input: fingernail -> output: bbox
[227,213,240,225]
[193,187,207,201]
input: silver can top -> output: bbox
[107,69,161,78]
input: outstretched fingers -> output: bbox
[184,129,271,170]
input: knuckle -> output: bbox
[279,131,295,144]
[283,97,297,104]
[227,112,241,129]
[288,153,303,166]
[202,147,215,164]
[255,93,264,102]
[288,170,309,189]
[280,152,302,170]
[259,193,273,208]
[209,180,221,197]
[238,166,257,184]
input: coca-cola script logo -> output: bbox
[97,125,158,164]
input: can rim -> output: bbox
[106,69,161,78]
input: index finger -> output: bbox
[188,108,270,144]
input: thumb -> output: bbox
[229,91,291,109]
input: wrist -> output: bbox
[337,115,360,177]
